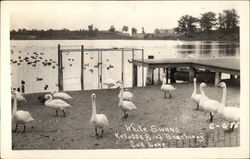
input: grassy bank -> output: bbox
[12,79,240,149]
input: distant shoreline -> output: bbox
[10,32,239,42]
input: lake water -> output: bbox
[10,40,239,93]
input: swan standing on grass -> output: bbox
[90,93,109,137]
[44,94,72,117]
[217,82,240,132]
[160,75,176,99]
[103,79,116,89]
[199,84,221,123]
[52,91,72,100]
[191,80,209,110]
[116,80,133,101]
[118,83,137,118]
[12,91,34,133]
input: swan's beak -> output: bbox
[116,86,121,89]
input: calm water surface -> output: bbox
[10,40,239,93]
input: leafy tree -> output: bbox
[88,25,94,32]
[131,27,137,35]
[142,27,145,34]
[199,12,217,32]
[218,9,239,33]
[109,26,116,33]
[175,15,198,35]
[122,26,128,32]
[154,29,160,34]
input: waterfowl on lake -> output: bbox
[103,79,116,89]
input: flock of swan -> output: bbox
[191,78,240,132]
[11,77,239,136]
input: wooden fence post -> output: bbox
[214,72,221,86]
[189,66,195,82]
[170,67,176,83]
[81,45,84,90]
[133,64,138,87]
[122,49,124,82]
[142,49,144,86]
[166,68,169,84]
[58,44,63,91]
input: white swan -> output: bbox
[160,76,175,99]
[117,80,133,101]
[44,94,72,117]
[90,93,109,137]
[199,84,221,123]
[12,91,34,133]
[191,81,209,110]
[103,79,116,89]
[52,91,72,100]
[11,91,26,101]
[118,84,137,118]
[217,82,240,132]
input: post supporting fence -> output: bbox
[142,49,144,86]
[100,51,103,89]
[81,45,84,90]
[58,44,64,91]
[121,49,124,82]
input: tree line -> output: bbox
[174,9,239,35]
[10,9,239,40]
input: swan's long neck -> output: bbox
[200,85,206,96]
[218,86,226,113]
[221,86,227,106]
[162,77,166,86]
[13,93,17,115]
[119,83,124,106]
[46,94,53,103]
[91,97,97,119]
[193,80,197,95]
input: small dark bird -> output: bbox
[44,85,48,90]
[36,77,43,81]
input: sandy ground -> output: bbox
[12,79,240,149]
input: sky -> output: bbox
[7,1,244,33]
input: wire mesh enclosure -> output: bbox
[57,44,144,91]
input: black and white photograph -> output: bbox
[0,1,249,159]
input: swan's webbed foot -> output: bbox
[95,128,99,136]
[169,93,172,99]
[62,109,66,117]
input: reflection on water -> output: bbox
[176,41,239,58]
[10,40,239,93]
